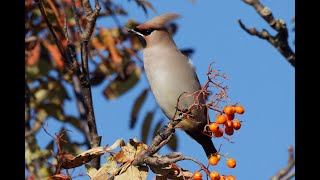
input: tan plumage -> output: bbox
[129,13,217,157]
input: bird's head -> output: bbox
[128,13,180,48]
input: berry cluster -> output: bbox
[193,105,245,180]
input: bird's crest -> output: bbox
[136,13,180,29]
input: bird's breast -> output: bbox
[143,47,205,125]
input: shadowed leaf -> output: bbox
[42,39,64,70]
[167,133,178,151]
[141,111,154,143]
[135,0,156,14]
[103,63,141,100]
[152,120,163,139]
[180,48,194,58]
[130,88,148,128]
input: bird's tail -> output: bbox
[185,129,217,158]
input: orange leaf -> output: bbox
[26,41,41,66]
[41,39,64,70]
[100,28,122,66]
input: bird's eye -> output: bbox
[141,28,154,36]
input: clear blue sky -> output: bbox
[35,0,295,179]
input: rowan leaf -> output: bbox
[141,111,154,143]
[130,88,148,128]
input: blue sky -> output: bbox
[34,0,295,179]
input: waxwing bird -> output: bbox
[128,13,217,157]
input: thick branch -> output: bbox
[240,0,295,67]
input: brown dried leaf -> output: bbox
[114,140,136,163]
[114,165,148,180]
[60,147,105,169]
[150,164,193,180]
[130,88,149,128]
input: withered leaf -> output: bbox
[60,147,105,169]
[114,165,148,180]
[130,88,149,128]
[150,164,193,180]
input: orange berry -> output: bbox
[226,113,234,120]
[209,156,219,166]
[209,171,220,180]
[193,171,202,180]
[225,127,234,136]
[225,175,236,180]
[235,105,245,114]
[233,120,241,130]
[216,115,227,124]
[225,120,233,129]
[213,128,223,137]
[223,106,235,115]
[209,122,220,132]
[220,176,226,180]
[226,158,236,168]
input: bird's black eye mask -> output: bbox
[133,28,155,36]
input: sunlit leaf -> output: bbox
[61,147,106,169]
[130,88,148,128]
[114,165,148,180]
[141,111,154,143]
[85,163,98,178]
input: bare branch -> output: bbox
[70,0,102,169]
[240,0,295,67]
[271,145,295,180]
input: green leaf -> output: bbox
[141,111,154,143]
[38,103,64,120]
[167,133,178,151]
[130,88,148,128]
[103,63,141,100]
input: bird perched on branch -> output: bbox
[128,13,217,158]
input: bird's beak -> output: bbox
[128,28,144,37]
[128,29,136,34]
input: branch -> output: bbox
[70,0,102,169]
[271,145,295,180]
[239,0,295,67]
